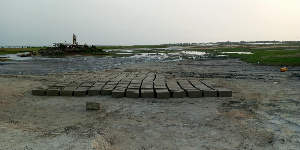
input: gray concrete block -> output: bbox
[88,87,102,96]
[156,89,170,99]
[217,88,232,97]
[86,102,100,110]
[141,84,153,89]
[141,89,154,98]
[116,84,129,88]
[203,90,218,97]
[101,85,116,95]
[172,90,186,98]
[154,85,167,89]
[112,90,125,98]
[187,89,202,98]
[81,82,94,87]
[128,84,141,89]
[131,80,141,84]
[46,89,60,96]
[126,89,139,99]
[106,81,119,85]
[74,87,89,97]
[60,89,74,96]
[32,89,45,96]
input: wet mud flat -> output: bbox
[0,58,300,149]
[0,55,167,75]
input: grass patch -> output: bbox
[188,46,300,66]
[0,58,11,61]
[96,45,167,50]
[0,48,40,55]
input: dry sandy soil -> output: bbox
[0,58,299,149]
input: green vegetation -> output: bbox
[186,46,300,66]
[0,58,10,61]
[1,45,299,66]
[96,45,167,50]
[0,48,40,55]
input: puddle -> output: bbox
[115,53,133,55]
[105,49,134,52]
[181,51,206,56]
[130,53,167,59]
[222,52,253,54]
[216,55,229,57]
[0,52,33,60]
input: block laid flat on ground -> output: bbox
[156,89,170,99]
[126,89,139,99]
[171,90,186,98]
[141,89,155,98]
[60,89,74,96]
[32,89,46,96]
[74,87,90,97]
[112,89,126,98]
[217,88,232,97]
[86,102,100,110]
[186,89,202,98]
[46,89,60,96]
[101,85,116,95]
[88,87,102,96]
[202,90,218,97]
[81,82,94,87]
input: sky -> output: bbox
[0,0,300,46]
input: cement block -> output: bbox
[154,85,167,89]
[203,90,218,97]
[86,102,100,110]
[217,88,232,97]
[60,89,74,96]
[81,82,94,87]
[74,87,89,97]
[101,85,116,95]
[112,90,125,98]
[46,89,60,96]
[128,83,141,89]
[126,89,139,99]
[141,89,154,98]
[172,90,186,98]
[106,81,119,85]
[116,84,129,88]
[130,80,141,84]
[88,87,102,96]
[32,89,45,96]
[187,89,202,98]
[156,89,170,99]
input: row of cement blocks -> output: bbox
[140,72,155,98]
[188,80,232,97]
[32,72,117,96]
[153,74,170,99]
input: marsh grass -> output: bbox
[0,48,40,55]
[188,46,300,66]
[96,45,167,50]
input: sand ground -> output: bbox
[0,58,299,149]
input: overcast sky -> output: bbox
[1,0,300,46]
